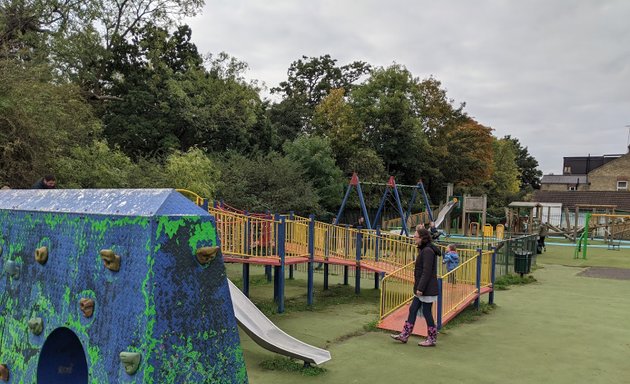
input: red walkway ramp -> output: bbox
[378,284,493,336]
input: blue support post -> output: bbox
[355,230,362,294]
[405,188,418,222]
[243,263,250,297]
[392,184,409,236]
[475,248,482,309]
[344,266,349,285]
[489,246,497,305]
[335,184,354,225]
[324,264,329,290]
[307,215,315,306]
[289,265,294,279]
[277,217,286,313]
[418,181,434,222]
[355,182,372,229]
[437,278,443,330]
[372,187,390,228]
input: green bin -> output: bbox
[513,249,532,277]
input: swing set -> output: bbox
[334,173,434,236]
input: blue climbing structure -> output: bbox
[0,189,247,383]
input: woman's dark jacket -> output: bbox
[413,242,439,296]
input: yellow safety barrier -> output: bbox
[380,248,494,324]
[495,224,505,240]
[483,224,493,238]
[285,219,309,257]
[381,212,430,231]
[209,208,280,260]
[361,231,418,269]
[176,189,205,207]
[379,262,414,319]
[198,196,497,328]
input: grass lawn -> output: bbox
[230,244,630,384]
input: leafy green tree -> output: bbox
[282,135,344,212]
[102,25,264,159]
[442,118,495,190]
[0,60,100,187]
[160,148,221,197]
[350,64,430,185]
[488,137,521,199]
[0,0,204,94]
[503,135,542,191]
[269,54,370,142]
[216,152,320,215]
[54,140,137,188]
[312,89,367,174]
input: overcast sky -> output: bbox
[185,0,630,174]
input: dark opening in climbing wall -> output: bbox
[37,327,88,383]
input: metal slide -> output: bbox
[227,279,332,365]
[434,200,458,228]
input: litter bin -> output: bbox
[513,249,532,277]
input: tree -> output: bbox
[101,25,264,159]
[488,137,521,198]
[441,118,495,190]
[0,60,100,187]
[282,135,344,212]
[269,54,371,141]
[216,152,320,215]
[350,64,430,185]
[161,148,221,197]
[0,0,205,98]
[54,140,138,188]
[503,135,542,191]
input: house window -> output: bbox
[617,181,628,191]
[564,166,571,174]
[568,186,577,191]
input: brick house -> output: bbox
[540,150,630,192]
[533,149,630,232]
[587,153,630,191]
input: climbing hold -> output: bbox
[28,317,43,335]
[195,246,220,265]
[119,352,141,375]
[99,249,121,272]
[35,246,48,265]
[79,298,95,318]
[0,364,8,382]
[3,261,19,279]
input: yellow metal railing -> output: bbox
[379,248,494,324]
[285,219,309,257]
[379,262,414,319]
[360,230,417,268]
[201,196,497,327]
[176,189,206,206]
[381,211,431,231]
[209,207,281,260]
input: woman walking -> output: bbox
[390,228,439,347]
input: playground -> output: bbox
[1,187,628,383]
[235,243,630,384]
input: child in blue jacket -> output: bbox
[443,244,459,284]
